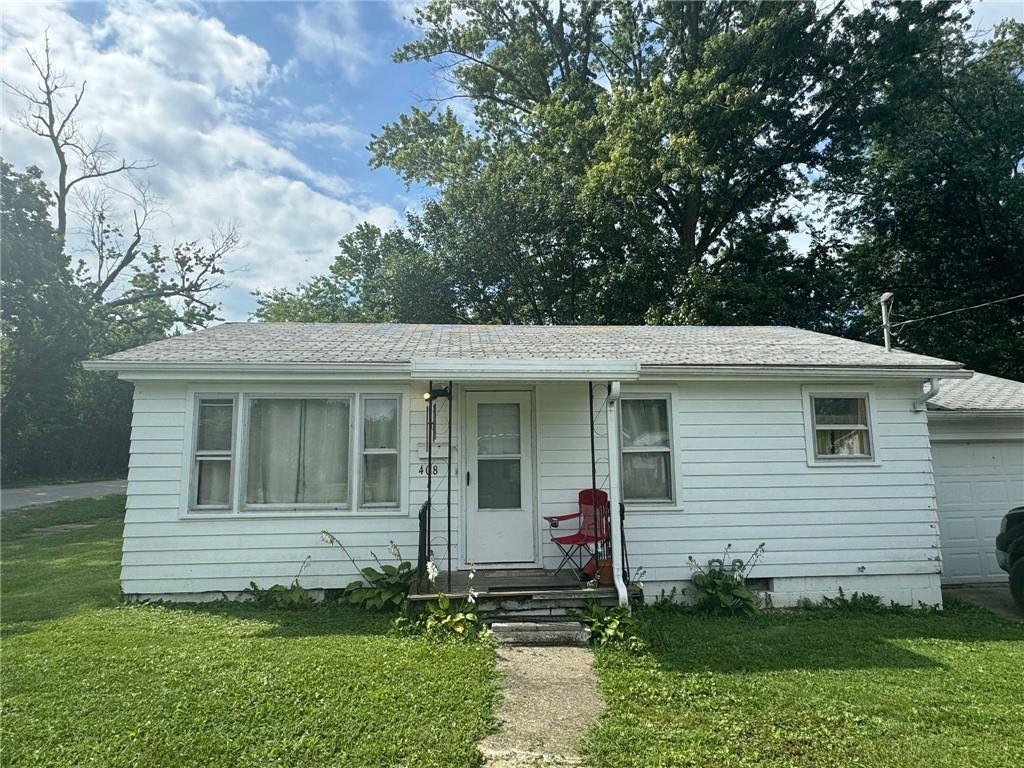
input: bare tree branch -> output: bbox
[5,35,233,329]
[4,32,154,241]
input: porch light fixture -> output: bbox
[423,387,451,401]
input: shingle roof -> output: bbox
[92,322,964,371]
[930,372,1024,412]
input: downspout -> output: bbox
[605,381,629,608]
[913,378,942,412]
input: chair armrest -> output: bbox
[543,511,581,528]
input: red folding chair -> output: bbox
[543,489,610,579]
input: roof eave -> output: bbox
[81,360,413,382]
[926,407,1024,417]
[639,364,972,381]
[82,358,970,383]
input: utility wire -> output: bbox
[880,292,1024,332]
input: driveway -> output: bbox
[1,479,127,512]
[943,583,1023,622]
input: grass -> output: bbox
[1,496,499,768]
[583,603,1024,768]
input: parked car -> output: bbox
[995,506,1024,610]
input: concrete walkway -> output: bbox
[944,584,1022,621]
[1,479,127,512]
[479,646,603,767]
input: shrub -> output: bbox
[579,601,644,650]
[687,543,766,617]
[821,588,884,612]
[343,561,416,610]
[398,593,486,641]
[245,580,317,609]
[244,556,316,609]
[321,531,415,611]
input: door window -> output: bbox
[476,402,522,509]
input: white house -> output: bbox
[85,322,977,608]
[928,373,1024,585]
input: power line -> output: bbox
[882,292,1024,332]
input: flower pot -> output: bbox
[597,557,614,587]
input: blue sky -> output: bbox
[3,1,1022,321]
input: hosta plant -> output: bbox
[578,601,644,650]
[397,592,486,641]
[322,531,415,611]
[687,543,766,617]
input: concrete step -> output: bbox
[491,621,590,646]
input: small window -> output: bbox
[245,398,351,506]
[810,395,873,460]
[361,397,399,505]
[620,397,673,501]
[192,398,234,509]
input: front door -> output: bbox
[465,391,536,566]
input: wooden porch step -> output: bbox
[408,586,619,621]
[407,587,618,603]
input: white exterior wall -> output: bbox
[123,377,943,606]
[123,380,453,597]
[623,380,942,606]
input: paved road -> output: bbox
[1,479,127,512]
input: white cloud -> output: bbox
[99,1,274,94]
[279,119,361,147]
[290,1,374,83]
[1,0,399,320]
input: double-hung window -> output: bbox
[620,397,673,502]
[244,397,352,507]
[360,396,400,506]
[191,397,235,510]
[809,394,874,460]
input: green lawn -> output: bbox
[583,603,1024,768]
[1,496,499,768]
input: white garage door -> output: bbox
[932,440,1024,584]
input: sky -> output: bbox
[3,0,1023,322]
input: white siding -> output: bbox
[123,382,428,596]
[620,380,943,605]
[122,377,945,605]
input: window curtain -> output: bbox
[246,399,350,504]
[621,399,669,448]
[196,460,231,506]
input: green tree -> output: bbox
[833,20,1024,378]
[0,162,90,479]
[254,223,461,324]
[359,0,962,325]
[259,0,1018,378]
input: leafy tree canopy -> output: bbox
[830,20,1024,377]
[258,1,1019,377]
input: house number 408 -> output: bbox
[418,464,440,475]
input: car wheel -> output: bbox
[1011,558,1024,612]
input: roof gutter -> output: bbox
[410,357,641,381]
[80,360,413,382]
[82,359,972,383]
[926,408,1024,417]
[639,365,972,381]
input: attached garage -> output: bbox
[928,373,1024,585]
